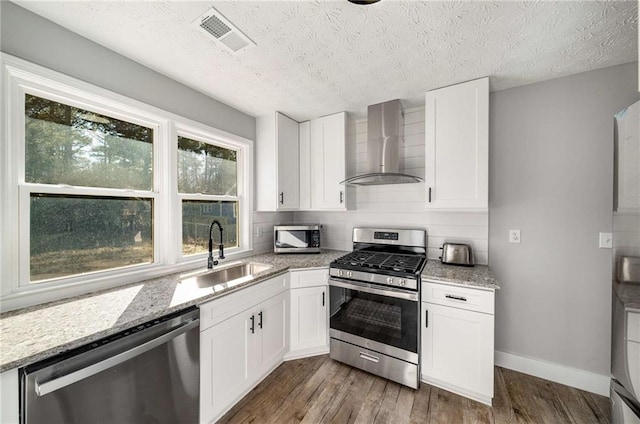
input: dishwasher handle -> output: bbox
[34,318,199,397]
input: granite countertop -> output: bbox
[0,250,500,372]
[421,261,500,290]
[0,249,347,372]
[614,280,640,311]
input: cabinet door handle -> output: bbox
[322,291,325,307]
[445,294,467,302]
[425,310,428,328]
[339,191,344,204]
[279,192,284,205]
[428,187,432,203]
[258,311,263,329]
[250,314,255,334]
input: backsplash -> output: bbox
[293,107,489,264]
[613,212,640,277]
[252,211,294,253]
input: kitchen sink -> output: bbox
[180,262,273,292]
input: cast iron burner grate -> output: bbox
[334,251,424,274]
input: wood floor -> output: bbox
[219,355,610,424]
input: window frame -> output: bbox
[1,53,254,311]
[174,122,250,259]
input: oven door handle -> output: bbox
[329,278,419,301]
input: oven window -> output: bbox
[329,285,418,353]
[275,231,309,248]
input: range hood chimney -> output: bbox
[341,99,423,186]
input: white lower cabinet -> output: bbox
[421,282,495,406]
[0,369,19,424]
[286,269,329,359]
[200,309,253,423]
[258,292,288,372]
[199,276,288,424]
[289,286,327,355]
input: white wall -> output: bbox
[294,107,490,263]
[490,62,639,378]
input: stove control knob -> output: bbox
[347,271,353,278]
[338,270,344,277]
[387,277,394,285]
[399,279,406,286]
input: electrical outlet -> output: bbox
[599,232,612,249]
[509,229,521,243]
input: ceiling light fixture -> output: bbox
[348,0,381,4]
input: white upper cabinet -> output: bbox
[425,77,489,210]
[615,100,640,212]
[309,112,355,210]
[255,112,300,211]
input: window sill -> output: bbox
[0,247,258,313]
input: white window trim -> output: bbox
[0,53,254,312]
[175,123,248,259]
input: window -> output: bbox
[1,53,253,309]
[177,135,240,255]
[24,94,156,282]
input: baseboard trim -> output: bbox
[420,375,492,406]
[495,350,610,397]
[283,346,329,361]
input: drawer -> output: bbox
[199,273,288,331]
[628,312,640,343]
[329,338,418,389]
[422,281,494,314]
[290,268,328,289]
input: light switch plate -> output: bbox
[599,232,612,249]
[509,229,521,243]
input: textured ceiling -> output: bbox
[13,0,638,121]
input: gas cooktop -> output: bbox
[329,228,427,290]
[331,251,425,275]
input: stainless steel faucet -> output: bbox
[207,220,225,269]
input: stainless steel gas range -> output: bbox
[328,227,427,389]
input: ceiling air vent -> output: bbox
[194,7,255,53]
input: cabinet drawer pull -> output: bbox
[322,291,325,307]
[445,294,467,302]
[359,352,379,363]
[258,311,263,329]
[250,315,255,333]
[428,187,432,203]
[425,310,428,328]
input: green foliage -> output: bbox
[181,200,238,255]
[29,195,153,281]
[25,94,153,190]
[178,136,237,195]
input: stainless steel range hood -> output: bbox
[341,99,423,186]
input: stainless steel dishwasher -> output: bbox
[20,307,199,424]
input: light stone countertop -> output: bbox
[421,261,500,290]
[614,280,640,311]
[0,250,347,372]
[0,250,500,372]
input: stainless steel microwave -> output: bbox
[274,225,321,253]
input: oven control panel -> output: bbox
[335,269,354,278]
[386,276,408,287]
[374,231,399,241]
[330,268,418,291]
